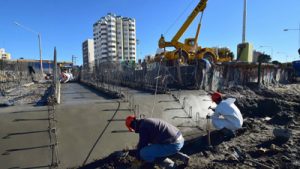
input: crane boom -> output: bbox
[172,0,207,43]
[159,0,208,49]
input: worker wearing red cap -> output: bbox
[209,92,243,132]
[125,116,189,168]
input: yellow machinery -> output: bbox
[158,0,232,64]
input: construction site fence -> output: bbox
[211,62,294,91]
[0,60,44,94]
[80,61,294,93]
[80,62,169,93]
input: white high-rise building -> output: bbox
[82,39,95,72]
[93,13,136,65]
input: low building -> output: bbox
[0,48,11,60]
[82,39,95,73]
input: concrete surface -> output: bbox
[0,82,215,169]
[56,83,138,168]
[0,105,52,169]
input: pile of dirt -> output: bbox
[0,83,51,106]
[77,84,300,169]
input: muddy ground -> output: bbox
[77,84,300,169]
[0,82,51,106]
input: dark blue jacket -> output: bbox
[136,118,180,151]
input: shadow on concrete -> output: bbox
[79,83,120,99]
[177,125,203,129]
[94,101,119,104]
[13,118,49,122]
[3,144,51,155]
[172,116,191,119]
[10,109,48,114]
[103,108,131,112]
[107,119,125,122]
[164,107,183,111]
[158,100,177,103]
[8,164,51,169]
[111,130,130,133]
[2,130,48,139]
[73,97,85,99]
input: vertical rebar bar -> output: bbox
[189,106,192,118]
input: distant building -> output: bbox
[82,39,95,72]
[93,13,136,65]
[0,48,11,60]
[16,59,54,73]
[253,50,263,63]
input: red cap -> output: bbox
[125,115,136,132]
[211,92,222,103]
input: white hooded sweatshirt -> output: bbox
[212,98,243,131]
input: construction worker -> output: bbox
[125,115,189,168]
[208,92,243,138]
[28,65,35,82]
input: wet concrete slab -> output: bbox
[0,105,51,169]
[56,83,138,168]
[0,82,217,168]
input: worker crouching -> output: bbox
[125,115,189,168]
[209,92,243,139]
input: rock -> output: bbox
[227,154,238,161]
[273,128,292,141]
[281,155,291,162]
[270,144,276,150]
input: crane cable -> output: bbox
[164,0,197,36]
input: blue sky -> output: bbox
[0,0,299,65]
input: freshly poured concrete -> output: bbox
[0,83,215,168]
[0,105,51,168]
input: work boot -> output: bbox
[220,128,235,141]
[176,152,190,166]
[159,158,175,169]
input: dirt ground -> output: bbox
[0,82,51,106]
[77,84,300,169]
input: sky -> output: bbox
[0,0,299,65]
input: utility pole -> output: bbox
[242,0,247,43]
[15,22,44,74]
[38,34,43,74]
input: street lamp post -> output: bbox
[283,23,300,57]
[15,22,44,74]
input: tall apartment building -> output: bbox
[93,13,136,65]
[82,39,95,72]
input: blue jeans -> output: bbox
[139,140,184,162]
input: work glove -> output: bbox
[208,106,215,112]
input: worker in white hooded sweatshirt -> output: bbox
[208,92,243,135]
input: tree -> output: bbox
[257,53,271,86]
